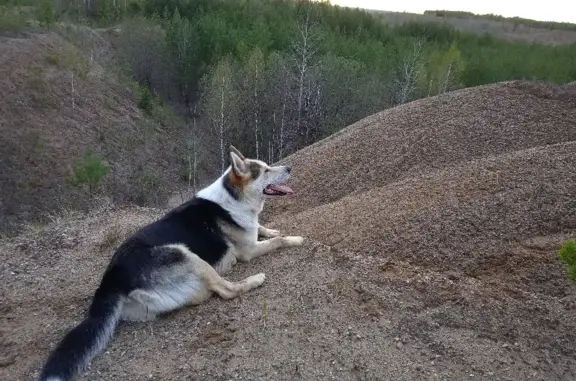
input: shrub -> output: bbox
[138,86,154,115]
[37,0,56,27]
[68,151,110,194]
[558,240,576,281]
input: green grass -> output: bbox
[0,5,30,32]
[559,240,576,281]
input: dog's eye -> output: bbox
[264,169,269,173]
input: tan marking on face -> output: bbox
[228,169,251,188]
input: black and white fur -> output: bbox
[39,146,304,381]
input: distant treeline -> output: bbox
[424,10,576,31]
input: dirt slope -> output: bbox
[264,81,576,218]
[2,81,576,381]
[0,31,187,234]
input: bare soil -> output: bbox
[2,81,576,381]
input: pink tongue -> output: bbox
[268,184,294,194]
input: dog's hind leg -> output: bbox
[166,244,266,304]
[121,245,265,321]
[237,235,304,262]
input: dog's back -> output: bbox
[131,198,242,265]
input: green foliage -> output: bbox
[146,1,576,93]
[68,151,110,193]
[0,5,28,31]
[559,240,576,281]
[37,0,55,27]
[420,42,466,96]
[165,7,201,96]
[138,86,154,115]
[33,0,576,92]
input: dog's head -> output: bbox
[225,145,293,201]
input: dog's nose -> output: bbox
[286,166,292,173]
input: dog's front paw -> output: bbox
[283,236,305,247]
[259,227,282,238]
[247,273,266,288]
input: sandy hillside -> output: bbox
[2,81,576,381]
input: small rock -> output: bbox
[396,342,403,349]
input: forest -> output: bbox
[4,0,576,188]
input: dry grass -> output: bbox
[97,226,123,253]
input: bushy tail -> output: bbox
[39,289,125,381]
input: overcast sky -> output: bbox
[329,1,576,24]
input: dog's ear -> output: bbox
[230,151,248,176]
[229,145,246,161]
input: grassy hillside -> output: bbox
[374,9,576,45]
[426,10,576,32]
[0,28,189,234]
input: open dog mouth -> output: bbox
[263,184,294,196]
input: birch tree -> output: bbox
[394,37,426,105]
[200,58,238,173]
[265,53,292,161]
[419,42,466,96]
[437,42,465,94]
[245,48,265,159]
[290,9,321,145]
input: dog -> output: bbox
[39,145,304,381]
